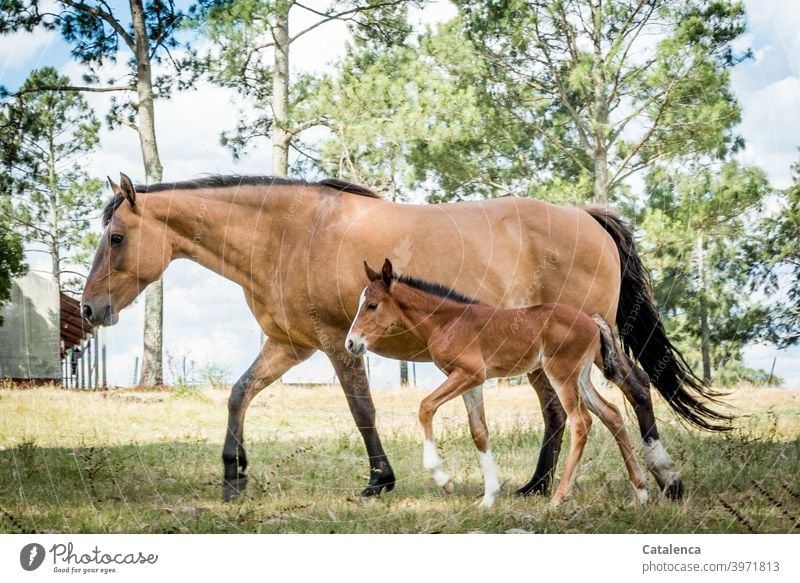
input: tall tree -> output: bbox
[1,0,193,385]
[302,19,483,196]
[636,160,772,383]
[193,0,414,176]
[1,68,103,293]
[415,0,749,203]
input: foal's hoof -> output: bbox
[222,475,248,502]
[441,481,454,494]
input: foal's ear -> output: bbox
[119,172,136,207]
[381,258,394,287]
[364,261,381,282]
[107,176,122,196]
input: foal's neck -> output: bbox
[393,284,478,342]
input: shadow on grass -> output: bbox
[0,426,797,534]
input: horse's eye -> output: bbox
[367,302,378,310]
[110,233,125,246]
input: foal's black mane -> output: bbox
[394,273,482,305]
[102,175,378,226]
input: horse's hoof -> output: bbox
[516,480,549,497]
[360,475,396,499]
[663,476,684,500]
[634,487,649,505]
[441,481,454,494]
[222,475,248,502]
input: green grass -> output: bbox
[0,383,798,533]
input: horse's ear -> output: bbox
[119,172,136,207]
[381,258,393,287]
[364,261,381,282]
[107,176,122,195]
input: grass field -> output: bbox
[0,382,798,534]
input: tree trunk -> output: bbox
[47,131,61,289]
[696,231,712,383]
[591,0,609,205]
[131,0,165,386]
[271,1,291,176]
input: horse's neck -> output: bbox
[153,185,298,289]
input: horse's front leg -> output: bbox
[222,340,314,501]
[329,354,396,497]
[463,385,500,508]
[419,370,484,496]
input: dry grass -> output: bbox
[0,382,798,533]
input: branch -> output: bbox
[10,84,136,97]
[290,0,406,43]
[61,0,136,52]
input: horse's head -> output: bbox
[345,258,403,356]
[81,173,171,326]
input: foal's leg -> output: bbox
[463,385,500,508]
[518,371,567,496]
[419,370,484,495]
[545,370,593,507]
[330,354,396,497]
[578,366,649,504]
[223,340,314,501]
[616,357,683,498]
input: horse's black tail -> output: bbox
[583,206,732,431]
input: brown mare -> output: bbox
[346,259,650,507]
[82,173,727,500]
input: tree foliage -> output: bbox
[413,0,750,203]
[747,157,800,348]
[636,160,773,383]
[1,67,103,293]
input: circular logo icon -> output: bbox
[20,543,46,571]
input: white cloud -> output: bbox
[0,27,58,77]
[736,75,800,188]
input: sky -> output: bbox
[0,0,798,389]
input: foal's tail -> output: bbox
[592,315,628,384]
[584,206,731,431]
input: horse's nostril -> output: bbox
[346,339,354,350]
[82,304,93,320]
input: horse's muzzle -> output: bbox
[81,301,118,327]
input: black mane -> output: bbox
[395,273,481,305]
[101,175,379,226]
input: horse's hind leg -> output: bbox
[578,366,648,504]
[223,340,314,501]
[463,385,500,508]
[618,357,683,499]
[518,370,567,497]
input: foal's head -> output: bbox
[345,259,403,356]
[81,173,171,326]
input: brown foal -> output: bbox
[346,259,649,508]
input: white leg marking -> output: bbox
[643,439,681,488]
[423,440,451,488]
[479,449,500,508]
[635,486,650,504]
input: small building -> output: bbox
[0,271,102,387]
